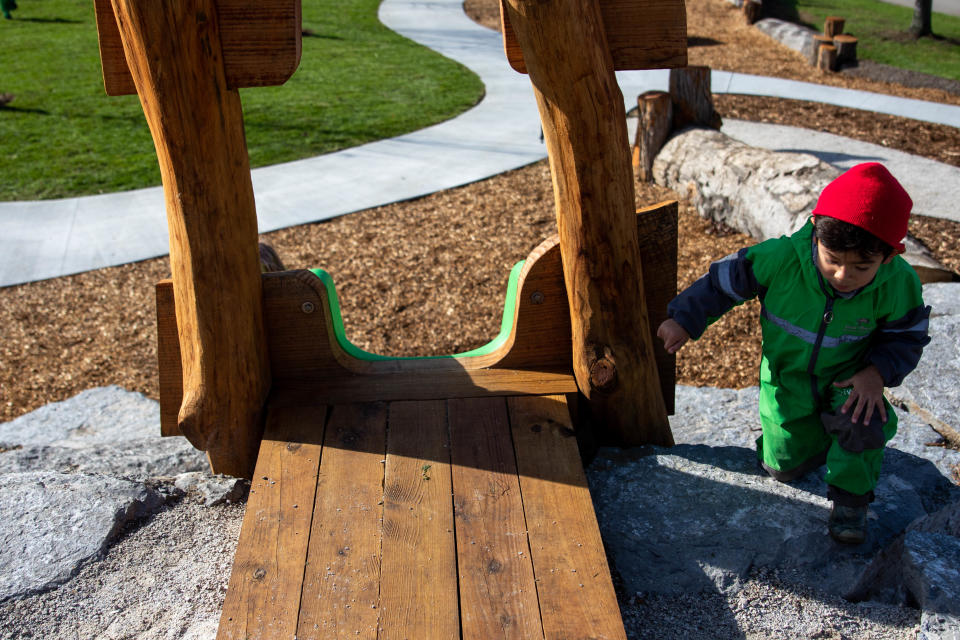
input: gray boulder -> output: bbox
[754,18,818,59]
[0,471,164,601]
[588,386,960,601]
[0,386,207,479]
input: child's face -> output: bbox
[815,239,893,293]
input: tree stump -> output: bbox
[834,34,858,67]
[809,34,833,65]
[824,16,845,38]
[669,66,722,131]
[818,43,838,72]
[633,91,673,183]
[743,0,762,24]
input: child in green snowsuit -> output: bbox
[657,162,930,544]
[2,0,17,19]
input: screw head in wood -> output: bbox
[301,301,316,314]
[531,291,545,305]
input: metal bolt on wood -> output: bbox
[301,301,315,314]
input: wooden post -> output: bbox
[809,34,833,66]
[669,66,722,131]
[111,0,271,477]
[833,34,858,67]
[633,91,673,183]
[817,43,838,72]
[824,16,845,38]
[502,0,673,446]
[743,0,762,24]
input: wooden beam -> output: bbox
[448,397,543,639]
[499,0,687,73]
[94,0,301,96]
[296,402,387,638]
[217,405,324,640]
[508,395,627,639]
[111,0,271,477]
[502,0,674,446]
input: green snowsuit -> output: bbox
[668,221,930,505]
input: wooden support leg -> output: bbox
[503,0,673,446]
[111,0,270,477]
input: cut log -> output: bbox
[669,66,722,131]
[111,0,271,477]
[652,128,959,283]
[833,34,858,67]
[809,34,833,65]
[817,44,838,72]
[743,0,762,24]
[824,16,845,38]
[633,91,673,183]
[502,0,673,447]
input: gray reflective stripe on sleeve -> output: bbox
[761,307,871,347]
[880,317,929,334]
[715,253,747,302]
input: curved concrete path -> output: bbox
[1,0,959,287]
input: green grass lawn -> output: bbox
[786,0,960,81]
[0,0,484,201]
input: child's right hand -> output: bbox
[657,319,690,354]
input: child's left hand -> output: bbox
[833,365,888,425]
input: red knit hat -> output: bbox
[812,162,912,254]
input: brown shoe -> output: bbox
[829,504,867,544]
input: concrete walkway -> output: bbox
[2,0,959,287]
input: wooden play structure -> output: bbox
[95,0,687,636]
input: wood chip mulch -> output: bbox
[2,0,959,422]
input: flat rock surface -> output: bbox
[0,471,163,602]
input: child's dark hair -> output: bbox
[814,215,894,259]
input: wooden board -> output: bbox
[378,400,459,639]
[94,0,301,96]
[636,200,678,415]
[500,0,687,74]
[217,404,326,640]
[448,397,543,639]
[508,395,627,639]
[297,402,387,638]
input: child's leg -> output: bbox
[756,381,832,481]
[821,395,899,503]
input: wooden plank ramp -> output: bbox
[217,394,627,640]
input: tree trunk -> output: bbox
[823,16,845,38]
[833,34,858,67]
[817,43,838,72]
[111,0,271,477]
[633,91,673,183]
[910,0,933,37]
[809,34,833,65]
[669,66,722,131]
[743,0,762,24]
[502,0,673,447]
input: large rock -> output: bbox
[587,386,960,601]
[0,386,207,479]
[888,285,960,453]
[0,471,164,601]
[652,127,838,240]
[754,18,817,59]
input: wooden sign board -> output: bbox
[94,0,302,96]
[500,0,687,74]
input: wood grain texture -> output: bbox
[95,0,301,96]
[503,0,673,446]
[297,402,387,639]
[217,404,325,640]
[636,201,678,415]
[156,280,182,437]
[669,66,722,130]
[500,0,687,73]
[449,397,543,640]
[378,400,459,639]
[633,91,673,183]
[112,0,271,476]
[508,395,626,640]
